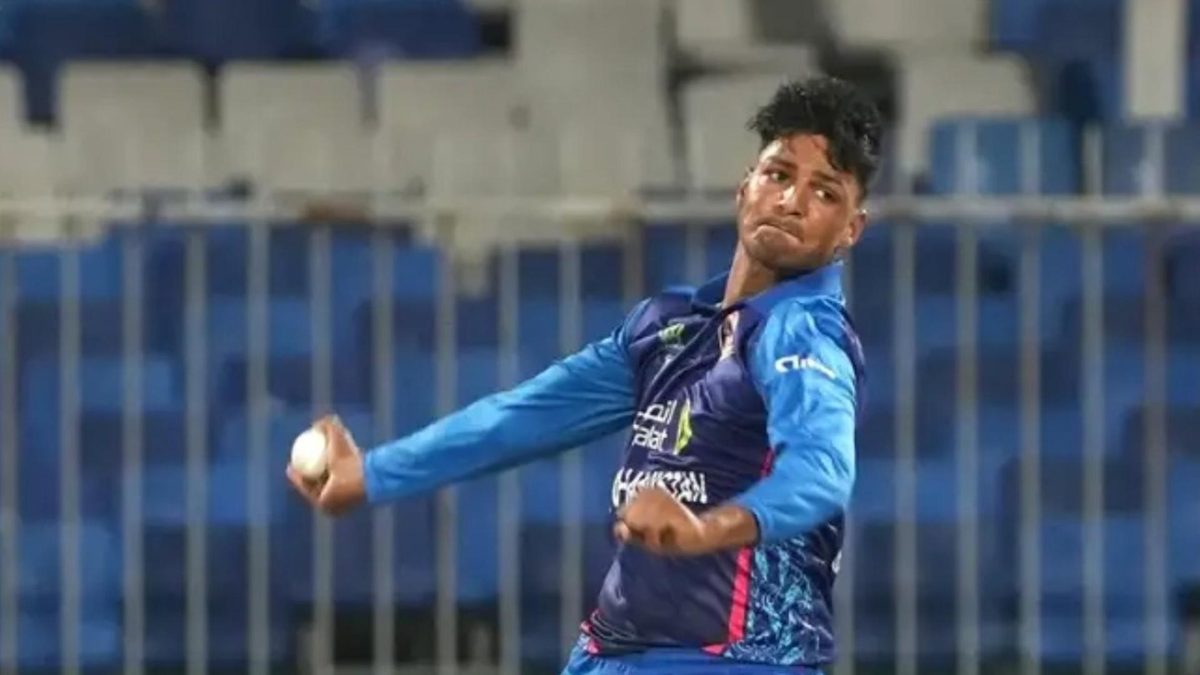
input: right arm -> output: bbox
[362,301,648,504]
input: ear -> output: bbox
[735,168,752,207]
[844,208,867,248]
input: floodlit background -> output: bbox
[0,0,1197,673]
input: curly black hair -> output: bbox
[748,76,883,196]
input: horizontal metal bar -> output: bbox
[5,196,1200,233]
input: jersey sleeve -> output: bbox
[362,299,650,504]
[731,300,857,543]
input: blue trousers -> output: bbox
[561,641,824,674]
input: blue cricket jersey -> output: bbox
[363,261,865,670]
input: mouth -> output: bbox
[757,219,802,240]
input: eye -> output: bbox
[766,169,789,183]
[815,187,840,203]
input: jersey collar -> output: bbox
[692,260,845,313]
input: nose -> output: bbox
[776,183,806,217]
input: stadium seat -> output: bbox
[18,520,121,605]
[375,61,539,196]
[217,354,374,410]
[79,410,188,471]
[280,480,437,606]
[0,126,61,199]
[215,64,372,193]
[16,607,122,670]
[1168,455,1200,582]
[19,356,180,422]
[1120,405,1200,458]
[1167,232,1200,298]
[143,598,291,667]
[515,0,677,194]
[316,0,482,60]
[1100,123,1166,196]
[672,0,817,72]
[927,117,1081,195]
[12,237,125,302]
[896,53,1037,183]
[58,62,212,194]
[16,300,123,357]
[516,0,667,104]
[1031,0,1121,62]
[990,0,1047,50]
[162,0,316,63]
[1163,125,1200,195]
[137,455,291,527]
[6,0,161,122]
[681,73,789,193]
[207,297,312,363]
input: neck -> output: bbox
[721,245,779,307]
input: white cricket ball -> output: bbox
[290,428,328,481]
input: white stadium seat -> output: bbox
[0,66,24,135]
[217,63,372,193]
[682,73,793,192]
[58,62,210,193]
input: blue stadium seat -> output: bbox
[9,235,130,303]
[329,229,375,352]
[12,426,121,520]
[18,521,121,606]
[1169,456,1200,583]
[80,410,188,471]
[280,492,437,606]
[207,297,313,364]
[16,607,122,670]
[14,249,60,301]
[6,0,161,122]
[163,0,316,62]
[515,436,623,530]
[456,346,499,407]
[217,353,373,409]
[855,402,959,459]
[517,522,620,604]
[1033,516,1169,664]
[317,0,482,60]
[704,226,739,278]
[392,348,438,433]
[997,456,1147,521]
[928,118,1081,195]
[217,405,375,463]
[846,521,985,659]
[1120,405,1200,459]
[143,599,291,667]
[137,456,290,527]
[1167,231,1200,298]
[1031,0,1121,62]
[16,300,123,357]
[392,243,441,300]
[1061,294,1200,350]
[1043,56,1123,125]
[1163,125,1200,195]
[1101,124,1161,196]
[848,223,1020,301]
[642,224,691,292]
[517,249,560,300]
[20,356,180,425]
[991,0,1057,51]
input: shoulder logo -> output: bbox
[657,322,686,347]
[672,398,693,455]
[775,354,837,379]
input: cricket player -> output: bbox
[287,75,880,674]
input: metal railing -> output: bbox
[0,118,1196,675]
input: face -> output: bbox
[735,133,866,274]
